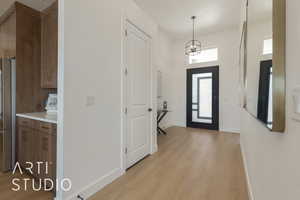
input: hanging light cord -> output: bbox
[192,16,196,46]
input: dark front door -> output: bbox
[186,66,219,130]
[257,60,272,125]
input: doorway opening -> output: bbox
[186,66,219,130]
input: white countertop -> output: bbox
[16,112,57,124]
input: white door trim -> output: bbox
[121,19,155,172]
[56,0,64,199]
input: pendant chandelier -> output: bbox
[185,16,201,56]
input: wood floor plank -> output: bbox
[90,126,249,200]
[0,171,53,200]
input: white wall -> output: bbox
[62,0,163,199]
[156,28,173,128]
[240,1,300,200]
[168,29,242,133]
[63,0,123,199]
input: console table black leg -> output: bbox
[158,127,167,135]
[157,127,161,134]
[157,110,169,135]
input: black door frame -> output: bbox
[186,66,219,130]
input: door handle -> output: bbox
[148,108,153,112]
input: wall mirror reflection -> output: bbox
[245,0,286,132]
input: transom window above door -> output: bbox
[263,38,273,55]
[189,48,218,64]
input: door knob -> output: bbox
[148,108,153,112]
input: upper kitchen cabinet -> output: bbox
[41,1,58,89]
[0,2,53,113]
[0,7,16,58]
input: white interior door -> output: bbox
[125,22,151,169]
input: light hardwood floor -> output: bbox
[90,126,249,200]
[0,172,53,200]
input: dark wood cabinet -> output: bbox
[17,117,56,183]
[41,1,58,89]
[0,9,16,58]
[17,126,34,168]
[38,122,56,182]
[0,2,56,114]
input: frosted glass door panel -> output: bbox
[267,67,273,129]
[192,73,212,124]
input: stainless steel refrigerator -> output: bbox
[0,57,16,172]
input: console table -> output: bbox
[157,109,170,135]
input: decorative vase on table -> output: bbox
[163,101,168,110]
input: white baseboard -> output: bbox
[152,144,158,154]
[240,139,254,200]
[160,123,172,130]
[220,128,241,134]
[65,168,123,200]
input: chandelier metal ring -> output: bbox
[185,16,202,56]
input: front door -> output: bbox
[186,66,219,130]
[257,60,272,126]
[125,21,151,168]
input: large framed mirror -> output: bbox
[244,0,286,132]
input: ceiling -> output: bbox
[134,0,243,39]
[0,0,55,16]
[0,0,271,38]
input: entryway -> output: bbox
[124,21,152,169]
[89,127,249,200]
[186,66,219,130]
